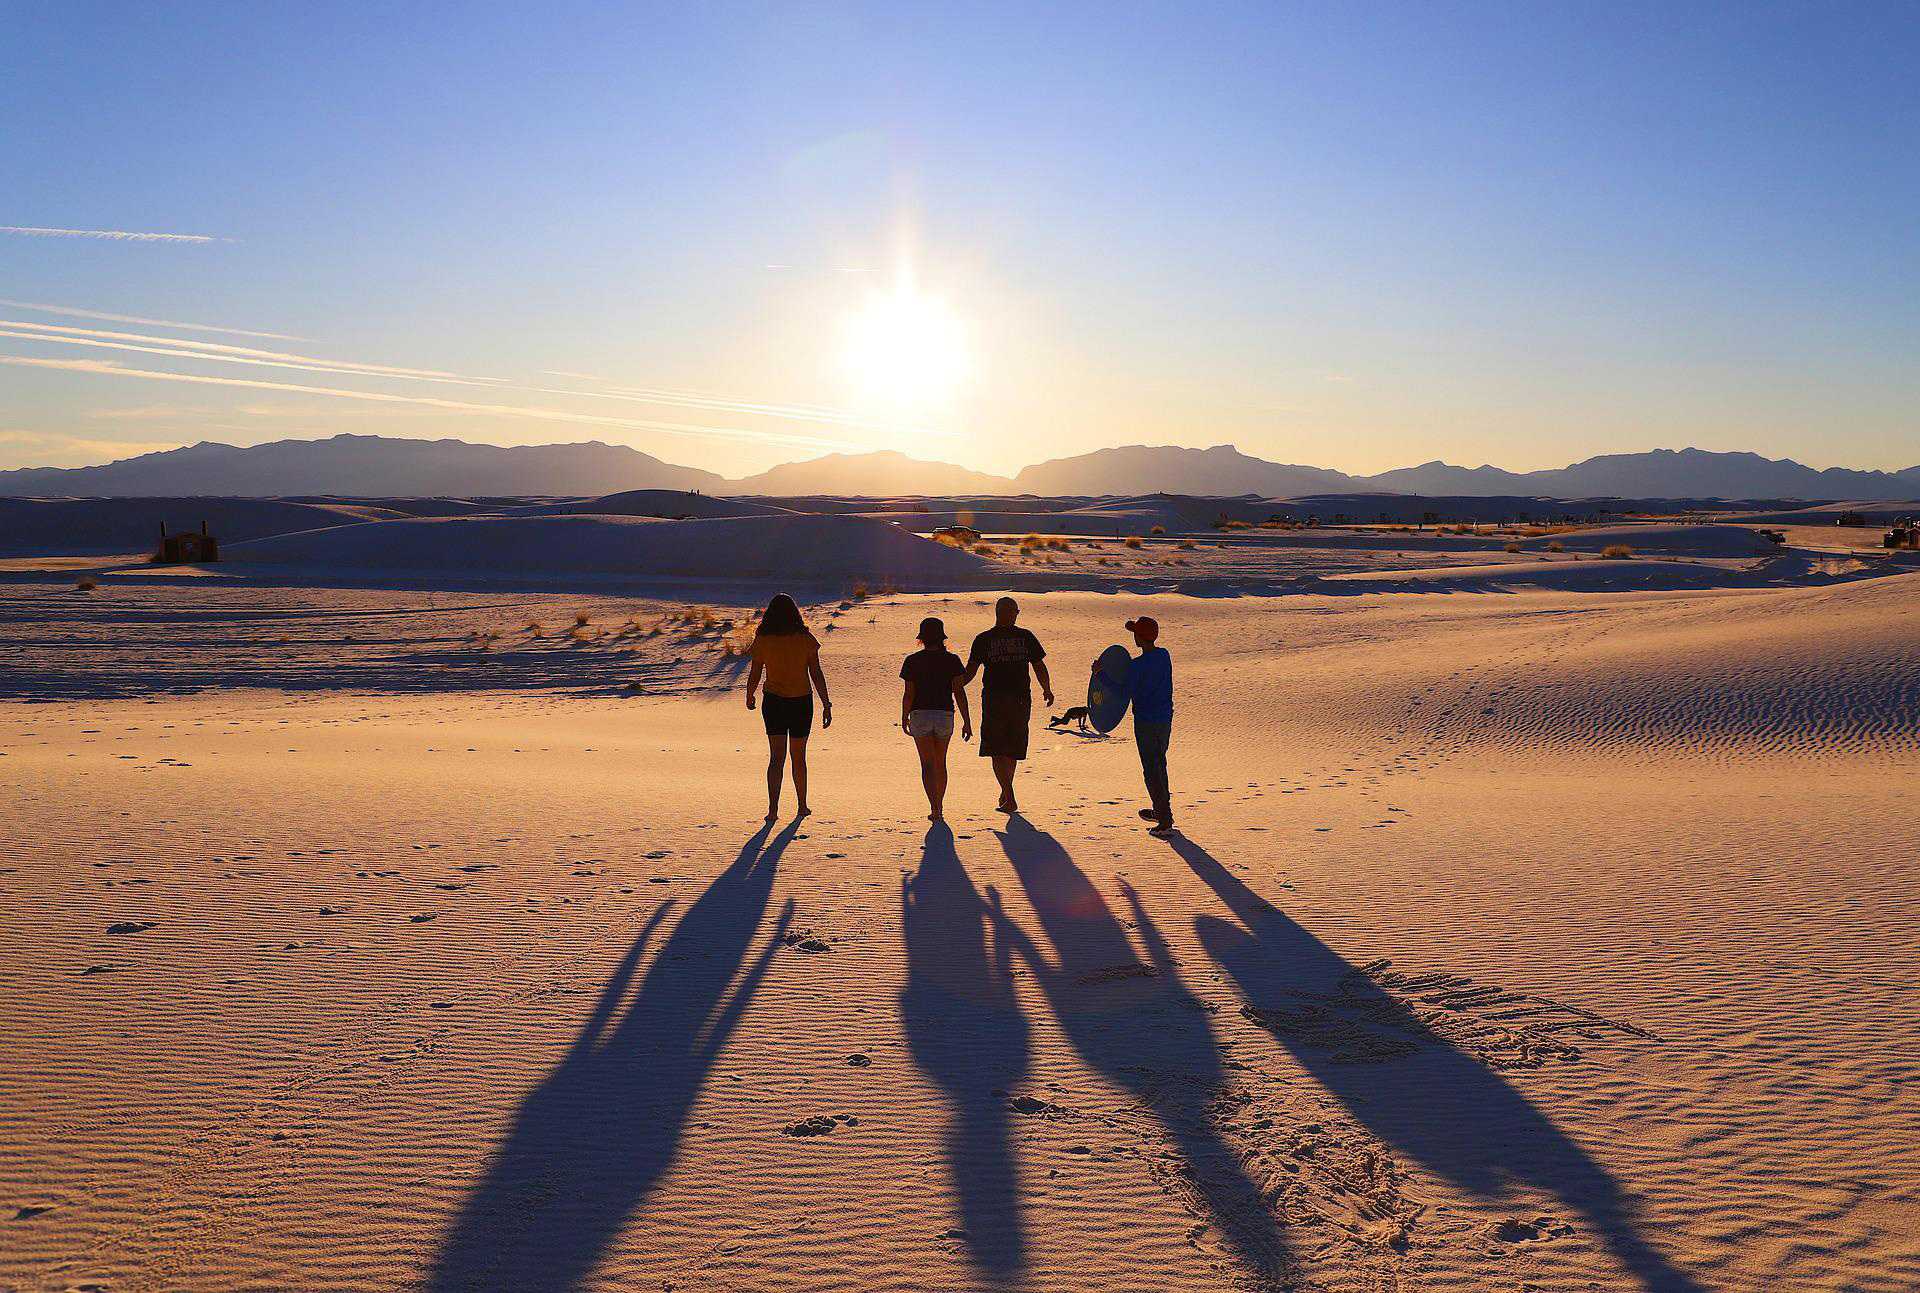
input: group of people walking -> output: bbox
[743,594,1176,832]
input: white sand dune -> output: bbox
[1517,522,1780,557]
[0,496,400,554]
[224,512,996,588]
[3,528,1917,1293]
[508,490,794,520]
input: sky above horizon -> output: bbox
[4,1,1918,478]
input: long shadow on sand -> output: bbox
[989,816,1293,1286]
[899,823,1033,1282]
[1169,833,1704,1293]
[427,822,797,1292]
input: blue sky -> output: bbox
[3,1,1916,477]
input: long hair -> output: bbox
[755,592,806,637]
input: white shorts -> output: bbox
[906,710,955,739]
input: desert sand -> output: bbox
[2,516,1917,1292]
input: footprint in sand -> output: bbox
[105,921,156,935]
[408,913,438,923]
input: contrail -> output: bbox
[0,356,863,452]
[0,320,500,384]
[4,320,944,436]
[0,298,301,341]
[0,225,226,243]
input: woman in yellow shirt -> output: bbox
[745,593,833,821]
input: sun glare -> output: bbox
[840,286,968,414]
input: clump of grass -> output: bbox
[1124,536,1144,549]
[1504,541,1522,553]
[524,620,545,635]
[575,612,591,627]
[1601,543,1634,559]
[850,581,869,600]
[1176,538,1196,550]
[1546,540,1565,553]
[1150,524,1166,535]
[76,576,98,592]
[974,543,994,555]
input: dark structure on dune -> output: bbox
[155,521,218,564]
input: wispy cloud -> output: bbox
[0,298,300,341]
[0,356,862,451]
[0,225,226,243]
[4,321,939,437]
[0,320,501,385]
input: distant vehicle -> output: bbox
[931,524,982,544]
[1757,529,1786,544]
[1885,519,1918,550]
[1836,511,1867,526]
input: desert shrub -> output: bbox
[575,612,591,627]
[850,582,869,600]
[524,620,544,635]
[878,582,898,596]
[1601,543,1634,559]
[974,543,993,555]
[1150,524,1166,535]
[1048,536,1071,551]
[1546,540,1564,553]
[76,576,97,591]
[1124,536,1144,549]
[1504,542,1521,553]
[1176,538,1196,550]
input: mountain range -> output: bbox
[2,434,1916,502]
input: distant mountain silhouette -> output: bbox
[0,433,724,497]
[1373,448,1920,498]
[728,449,1015,496]
[4,434,1915,502]
[1014,444,1358,497]
[1019,444,1920,500]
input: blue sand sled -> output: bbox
[1088,645,1133,733]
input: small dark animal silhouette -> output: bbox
[1048,706,1092,731]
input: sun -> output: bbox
[840,286,968,414]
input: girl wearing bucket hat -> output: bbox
[900,616,972,822]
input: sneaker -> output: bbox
[1137,808,1159,822]
[1148,820,1176,836]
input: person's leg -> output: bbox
[914,731,951,820]
[991,755,1017,811]
[789,735,810,816]
[1135,722,1172,825]
[764,732,786,821]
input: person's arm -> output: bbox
[953,673,972,741]
[808,655,832,728]
[901,678,915,732]
[1033,658,1053,708]
[745,658,763,709]
[960,636,983,687]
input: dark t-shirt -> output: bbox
[900,648,965,713]
[968,625,1046,698]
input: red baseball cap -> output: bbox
[1125,616,1159,640]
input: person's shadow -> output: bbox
[427,822,798,1291]
[1168,832,1705,1293]
[899,823,1032,1281]
[988,816,1293,1286]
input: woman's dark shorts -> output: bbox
[979,694,1031,759]
[761,692,813,738]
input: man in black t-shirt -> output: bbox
[962,596,1053,813]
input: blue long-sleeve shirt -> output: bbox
[1123,646,1173,724]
